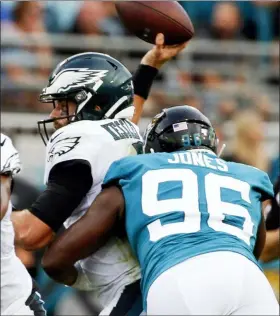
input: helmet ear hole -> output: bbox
[75,91,87,103]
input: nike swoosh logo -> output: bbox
[0,139,6,146]
[50,132,63,143]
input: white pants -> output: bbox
[1,255,34,316]
[147,251,279,315]
[2,297,34,315]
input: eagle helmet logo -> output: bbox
[43,69,109,94]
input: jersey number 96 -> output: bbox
[142,169,254,246]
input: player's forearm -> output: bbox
[42,187,123,288]
[132,65,158,124]
[260,229,280,263]
[12,210,33,247]
[12,210,54,250]
[132,34,188,124]
[41,227,92,287]
[132,95,146,124]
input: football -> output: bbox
[115,1,194,45]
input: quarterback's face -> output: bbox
[50,100,76,130]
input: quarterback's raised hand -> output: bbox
[141,33,188,69]
[131,33,188,124]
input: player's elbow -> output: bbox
[41,257,56,277]
[42,253,64,280]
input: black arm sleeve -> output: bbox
[29,159,93,232]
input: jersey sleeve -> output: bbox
[44,125,101,184]
[1,133,21,175]
[102,160,124,188]
[102,156,138,189]
[257,170,274,201]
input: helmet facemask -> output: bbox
[38,80,134,146]
[38,89,90,145]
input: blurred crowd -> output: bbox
[1,1,279,123]
[1,2,279,314]
[1,1,279,39]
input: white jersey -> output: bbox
[44,119,142,308]
[1,133,33,315]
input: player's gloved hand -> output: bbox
[141,33,188,70]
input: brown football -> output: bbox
[115,1,194,45]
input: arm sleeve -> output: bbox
[102,160,125,189]
[102,155,142,190]
[29,159,93,232]
[259,172,274,201]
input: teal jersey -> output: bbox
[103,150,274,310]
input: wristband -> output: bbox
[133,64,158,100]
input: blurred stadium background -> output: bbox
[1,1,279,315]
